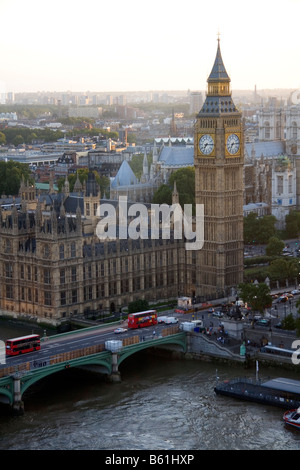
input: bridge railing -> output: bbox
[49,343,106,365]
[0,325,181,378]
[0,362,30,378]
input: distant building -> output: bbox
[189,91,203,115]
[244,142,296,228]
[68,107,103,119]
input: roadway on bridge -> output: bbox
[1,295,297,371]
[0,319,178,371]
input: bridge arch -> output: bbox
[0,330,187,414]
[0,380,13,405]
[20,354,113,398]
[118,333,187,368]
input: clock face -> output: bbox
[226,133,240,155]
[199,134,214,155]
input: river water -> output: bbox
[1,323,300,451]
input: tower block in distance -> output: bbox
[194,39,244,299]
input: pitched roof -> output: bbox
[245,141,285,158]
[198,95,237,115]
[208,39,230,82]
[111,160,138,188]
[158,146,194,167]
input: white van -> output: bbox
[165,317,178,324]
[157,316,169,323]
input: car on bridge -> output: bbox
[114,328,128,334]
[256,318,270,327]
[212,311,223,318]
[291,289,300,295]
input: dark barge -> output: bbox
[214,377,300,409]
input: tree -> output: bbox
[0,161,32,196]
[238,282,272,313]
[256,215,277,243]
[129,153,152,179]
[266,236,284,256]
[281,313,296,331]
[285,210,300,238]
[169,167,195,209]
[13,134,24,146]
[0,131,6,145]
[152,184,172,205]
[128,299,149,314]
[244,212,277,244]
[268,258,299,282]
[244,212,259,244]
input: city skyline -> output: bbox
[1,0,300,94]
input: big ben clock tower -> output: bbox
[194,38,244,299]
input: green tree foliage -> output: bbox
[152,184,172,205]
[281,313,296,331]
[0,104,61,119]
[169,167,195,208]
[295,303,300,335]
[128,299,149,314]
[127,133,136,144]
[2,127,64,145]
[244,212,258,243]
[0,131,6,145]
[265,236,285,256]
[129,153,152,179]
[13,135,24,146]
[268,258,299,282]
[152,167,195,210]
[244,212,277,244]
[0,161,32,195]
[285,210,300,238]
[238,282,272,313]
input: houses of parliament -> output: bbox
[0,41,245,325]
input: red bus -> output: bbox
[128,310,157,329]
[6,334,41,356]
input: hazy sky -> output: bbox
[1,0,300,93]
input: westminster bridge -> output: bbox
[0,325,187,415]
[0,317,251,415]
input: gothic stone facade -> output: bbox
[0,196,196,324]
[194,40,244,299]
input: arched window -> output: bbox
[59,244,64,260]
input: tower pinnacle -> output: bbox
[198,37,238,116]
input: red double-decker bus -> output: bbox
[128,310,157,329]
[6,334,41,356]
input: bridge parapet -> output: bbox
[0,326,186,414]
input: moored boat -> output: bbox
[283,408,300,429]
[214,377,300,409]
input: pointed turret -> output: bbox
[207,37,230,85]
[198,37,238,117]
[64,175,70,197]
[142,150,149,181]
[73,172,82,193]
[172,181,179,204]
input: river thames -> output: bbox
[0,322,300,451]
